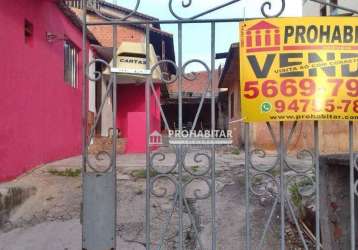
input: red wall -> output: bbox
[0,0,89,181]
[117,84,161,153]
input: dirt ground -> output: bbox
[0,150,301,250]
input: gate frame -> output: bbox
[80,0,357,249]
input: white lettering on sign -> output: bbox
[111,68,151,75]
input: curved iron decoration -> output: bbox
[284,149,314,174]
[86,58,109,81]
[87,151,113,173]
[85,58,114,173]
[183,176,212,200]
[286,174,315,198]
[150,152,178,175]
[182,152,211,176]
[169,0,241,20]
[261,0,286,18]
[249,172,279,197]
[150,174,178,198]
[86,0,287,22]
[249,122,279,173]
[150,59,179,84]
[88,0,141,22]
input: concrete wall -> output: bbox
[227,79,243,147]
[302,0,322,16]
[303,0,358,16]
[0,0,90,181]
[250,121,358,154]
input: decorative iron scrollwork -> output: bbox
[183,176,212,200]
[150,152,178,174]
[85,58,114,173]
[169,0,241,20]
[182,152,211,176]
[261,0,286,18]
[250,172,279,197]
[150,174,178,198]
[150,59,178,84]
[87,151,113,173]
[86,58,110,81]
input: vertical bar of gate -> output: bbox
[349,121,355,250]
[210,21,216,250]
[279,121,285,250]
[81,0,87,239]
[177,22,184,250]
[145,23,151,250]
[112,24,118,250]
[314,121,320,250]
[81,0,87,172]
[244,123,251,250]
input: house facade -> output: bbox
[69,1,176,153]
[164,70,220,132]
[0,0,98,181]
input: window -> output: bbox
[24,19,33,44]
[230,92,235,119]
[64,41,78,88]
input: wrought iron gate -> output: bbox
[81,0,357,249]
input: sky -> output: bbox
[107,0,303,70]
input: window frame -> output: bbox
[64,40,79,88]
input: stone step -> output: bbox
[88,137,127,154]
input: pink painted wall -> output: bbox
[117,84,161,153]
[0,0,90,181]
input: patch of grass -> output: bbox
[131,169,159,178]
[252,176,263,184]
[231,148,241,155]
[182,175,191,183]
[48,168,81,177]
[289,183,302,208]
[268,168,280,177]
[191,165,199,173]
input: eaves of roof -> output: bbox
[58,1,100,45]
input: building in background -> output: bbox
[68,1,176,153]
[303,0,358,16]
[0,0,99,181]
[163,70,220,132]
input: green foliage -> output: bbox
[131,169,159,178]
[231,148,241,155]
[191,165,199,173]
[289,183,302,208]
[268,168,280,177]
[48,168,81,177]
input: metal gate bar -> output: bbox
[314,121,320,250]
[210,21,217,250]
[349,121,356,250]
